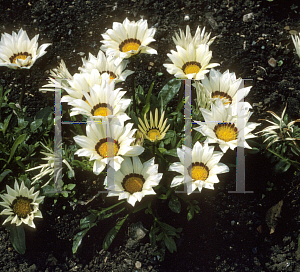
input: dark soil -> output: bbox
[1,0,300,271]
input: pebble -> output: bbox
[243,13,254,22]
[231,220,235,226]
[268,58,277,67]
[184,14,190,21]
[289,30,298,35]
[135,261,142,269]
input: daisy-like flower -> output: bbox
[0,180,44,228]
[172,25,216,50]
[138,108,170,142]
[100,18,157,66]
[163,43,219,80]
[105,156,162,206]
[194,99,260,153]
[292,33,300,59]
[60,69,105,104]
[68,77,131,123]
[39,59,72,93]
[169,142,229,194]
[79,50,134,83]
[26,142,75,187]
[0,28,51,69]
[194,69,252,110]
[256,104,300,148]
[74,119,144,175]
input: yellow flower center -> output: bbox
[95,138,119,158]
[214,122,238,142]
[212,91,232,105]
[182,61,201,75]
[100,71,117,82]
[12,196,33,219]
[189,162,209,181]
[119,38,141,53]
[122,174,145,194]
[9,52,32,66]
[147,129,161,141]
[91,103,113,116]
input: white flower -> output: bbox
[292,33,300,59]
[172,25,216,49]
[0,180,44,228]
[105,156,162,206]
[163,43,219,80]
[169,142,229,194]
[68,77,130,123]
[100,18,157,66]
[60,69,106,104]
[39,59,72,93]
[79,50,134,83]
[138,108,170,142]
[194,69,252,110]
[194,99,260,153]
[256,104,300,148]
[0,28,51,69]
[74,119,144,175]
[26,142,75,188]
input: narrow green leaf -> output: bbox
[72,228,90,254]
[30,119,43,132]
[163,149,178,157]
[7,134,27,164]
[0,170,12,183]
[163,235,177,253]
[168,196,181,213]
[158,79,181,109]
[3,113,12,135]
[103,214,129,250]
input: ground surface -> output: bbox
[0,0,300,271]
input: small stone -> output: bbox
[264,98,270,104]
[77,52,85,56]
[289,30,298,35]
[228,7,234,12]
[149,62,154,66]
[284,26,290,31]
[268,58,277,67]
[57,56,61,60]
[243,13,254,22]
[184,14,190,21]
[135,261,142,269]
[231,220,235,226]
[257,77,263,81]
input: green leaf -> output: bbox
[2,113,12,135]
[168,196,181,213]
[163,235,177,253]
[6,134,27,165]
[66,183,76,190]
[0,170,12,183]
[158,79,181,109]
[79,213,98,230]
[30,119,43,132]
[149,225,157,248]
[72,228,90,254]
[163,149,178,157]
[7,224,26,254]
[274,160,291,173]
[35,107,53,121]
[103,214,129,250]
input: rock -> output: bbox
[135,261,142,269]
[268,58,277,67]
[243,13,254,22]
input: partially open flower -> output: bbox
[26,142,75,188]
[79,50,134,83]
[172,25,216,50]
[138,108,170,142]
[0,180,44,228]
[169,142,229,194]
[292,33,300,60]
[100,18,157,66]
[0,28,51,69]
[105,156,162,206]
[163,43,219,80]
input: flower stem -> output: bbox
[18,70,26,107]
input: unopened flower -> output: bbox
[194,99,260,153]
[100,18,157,66]
[256,104,300,148]
[194,69,252,110]
[163,43,219,80]
[26,142,75,187]
[172,25,216,50]
[39,59,72,93]
[138,108,170,142]
[0,180,44,228]
[292,33,300,59]
[105,156,162,206]
[0,28,51,69]
[79,50,134,83]
[74,119,144,175]
[68,77,130,123]
[169,142,229,194]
